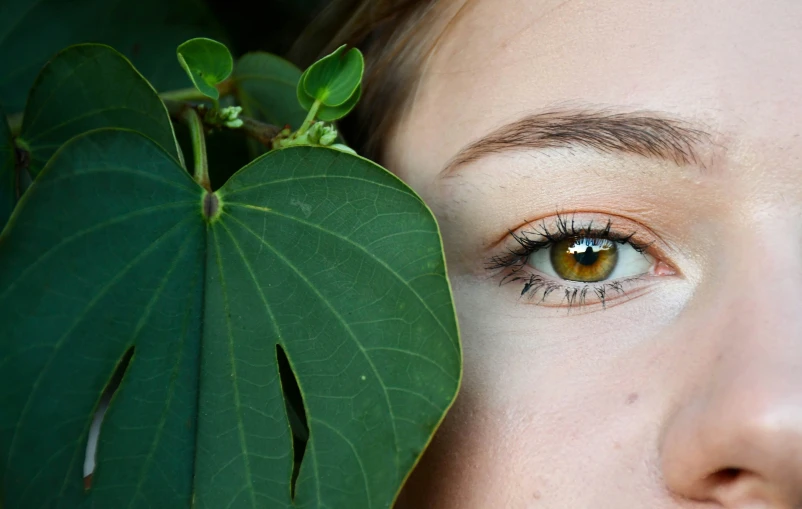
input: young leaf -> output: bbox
[177,38,234,101]
[0,109,14,229]
[0,129,461,509]
[315,84,362,122]
[297,45,364,120]
[17,44,181,176]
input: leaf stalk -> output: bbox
[296,100,321,137]
[179,107,210,192]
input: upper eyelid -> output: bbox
[494,213,665,256]
[503,220,651,255]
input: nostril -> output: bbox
[708,467,742,485]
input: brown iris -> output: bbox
[550,237,618,282]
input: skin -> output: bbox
[382,0,802,507]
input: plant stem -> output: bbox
[7,113,22,136]
[296,100,321,137]
[164,99,281,150]
[239,117,282,147]
[158,87,210,102]
[179,107,210,192]
[157,79,234,103]
[14,143,31,200]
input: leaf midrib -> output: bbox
[209,226,258,509]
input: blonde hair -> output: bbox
[291,0,467,161]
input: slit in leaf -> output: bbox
[276,343,309,500]
[83,346,135,490]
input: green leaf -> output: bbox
[0,108,14,229]
[233,52,307,129]
[177,38,234,101]
[316,84,362,122]
[298,45,364,109]
[231,52,308,157]
[17,44,181,177]
[0,0,228,114]
[297,83,362,124]
[0,129,461,508]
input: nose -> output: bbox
[660,241,802,508]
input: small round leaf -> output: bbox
[298,45,364,108]
[315,84,362,122]
[177,37,234,101]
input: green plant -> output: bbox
[0,14,461,509]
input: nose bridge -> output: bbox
[720,218,802,348]
[661,218,802,506]
[708,222,802,436]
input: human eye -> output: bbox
[486,213,676,309]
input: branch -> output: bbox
[163,99,282,150]
[238,116,282,147]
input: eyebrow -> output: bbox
[440,109,712,176]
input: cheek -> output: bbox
[395,277,685,506]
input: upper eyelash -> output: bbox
[486,212,652,274]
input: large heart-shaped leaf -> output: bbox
[0,108,14,229]
[0,129,461,508]
[16,44,181,177]
[0,0,228,113]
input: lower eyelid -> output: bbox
[491,250,672,308]
[508,270,660,308]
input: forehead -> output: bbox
[386,0,802,182]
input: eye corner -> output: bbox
[649,259,678,277]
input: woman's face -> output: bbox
[385,1,802,507]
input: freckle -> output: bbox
[532,490,541,500]
[626,392,639,405]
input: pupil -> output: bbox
[573,246,599,266]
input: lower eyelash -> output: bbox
[504,271,640,309]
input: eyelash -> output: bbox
[486,213,654,309]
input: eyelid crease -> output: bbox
[486,212,658,265]
[483,210,662,252]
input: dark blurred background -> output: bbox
[205,0,328,57]
[1,0,350,187]
[0,0,335,113]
